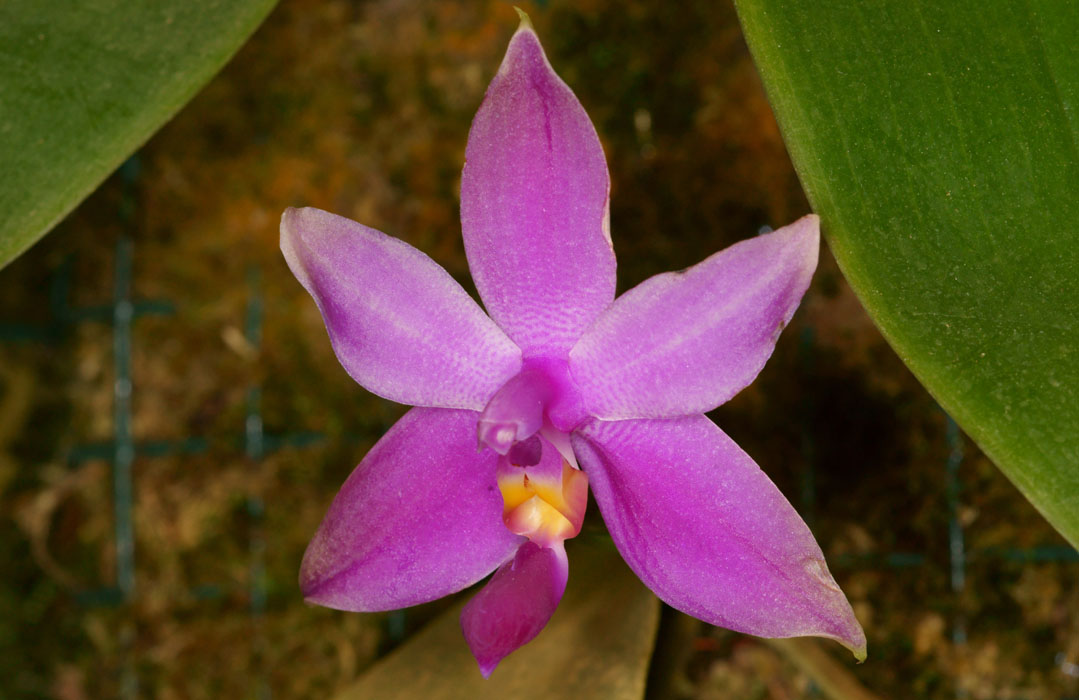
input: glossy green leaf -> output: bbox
[335,543,660,700]
[734,2,1079,544]
[0,0,277,268]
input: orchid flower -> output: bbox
[281,14,865,677]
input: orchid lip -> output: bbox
[508,435,543,466]
[496,434,588,548]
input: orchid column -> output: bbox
[281,12,865,677]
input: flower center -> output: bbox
[496,435,588,547]
[480,357,590,545]
[476,356,588,455]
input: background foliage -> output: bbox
[0,0,278,268]
[735,0,1079,546]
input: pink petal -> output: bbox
[461,541,569,678]
[300,407,523,611]
[569,216,819,419]
[573,415,866,658]
[460,24,615,356]
[281,207,522,410]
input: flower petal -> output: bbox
[460,24,615,356]
[461,541,569,678]
[300,407,524,611]
[282,207,522,410]
[570,216,819,419]
[573,415,866,658]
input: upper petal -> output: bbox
[460,541,569,678]
[572,414,866,658]
[460,24,615,356]
[282,207,522,410]
[570,216,819,419]
[300,407,524,611]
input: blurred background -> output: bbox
[1,1,1076,697]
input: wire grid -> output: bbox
[1,159,1076,697]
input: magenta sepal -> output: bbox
[300,408,523,611]
[570,216,820,420]
[573,415,867,659]
[461,24,615,356]
[281,207,521,410]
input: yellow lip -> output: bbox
[498,461,588,546]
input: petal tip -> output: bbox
[297,545,337,607]
[512,6,533,32]
[279,206,323,259]
[770,212,820,272]
[279,207,299,242]
[847,618,868,662]
[820,607,867,662]
[788,213,821,245]
[839,627,868,663]
[279,207,314,290]
[298,579,339,611]
[499,10,549,79]
[280,205,312,234]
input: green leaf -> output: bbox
[334,543,660,700]
[734,1,1079,544]
[0,0,278,268]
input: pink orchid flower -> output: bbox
[281,15,865,677]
